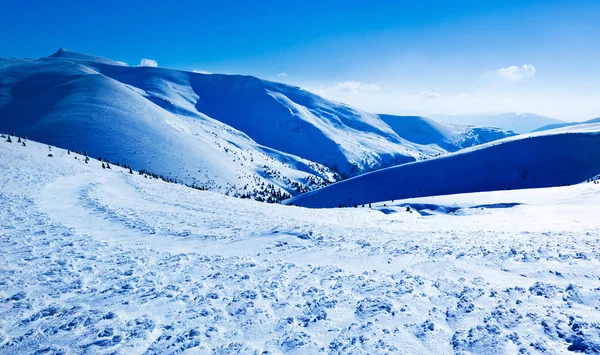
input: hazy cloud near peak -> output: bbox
[139,58,158,67]
[277,72,288,78]
[193,69,211,74]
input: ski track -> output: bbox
[2,141,600,354]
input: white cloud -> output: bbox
[193,69,211,74]
[420,91,440,99]
[139,58,158,67]
[277,72,288,78]
[496,64,536,81]
[115,61,128,66]
[329,81,380,94]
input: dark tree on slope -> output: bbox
[6,136,12,143]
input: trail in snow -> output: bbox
[2,138,600,354]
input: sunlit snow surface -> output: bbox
[2,138,600,354]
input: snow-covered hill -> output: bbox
[378,114,516,152]
[0,50,517,201]
[432,112,565,134]
[0,50,431,182]
[0,52,344,201]
[287,123,600,208]
[532,117,600,133]
[2,133,600,353]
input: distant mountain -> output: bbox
[0,49,516,201]
[431,112,565,134]
[377,115,516,152]
[531,117,600,132]
[287,123,600,208]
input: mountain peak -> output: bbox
[47,49,126,66]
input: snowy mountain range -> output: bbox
[287,123,600,208]
[432,112,565,134]
[0,49,515,201]
[378,114,516,152]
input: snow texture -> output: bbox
[2,134,600,354]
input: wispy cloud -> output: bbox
[115,61,128,66]
[139,58,158,67]
[193,69,211,74]
[420,91,440,99]
[328,81,380,94]
[496,64,536,81]
[277,72,288,78]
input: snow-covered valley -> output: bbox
[2,135,600,354]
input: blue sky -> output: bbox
[1,0,599,119]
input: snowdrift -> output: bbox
[286,124,600,208]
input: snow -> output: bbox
[0,54,340,201]
[2,134,600,354]
[287,123,600,208]
[432,112,566,134]
[1,50,512,201]
[378,114,515,152]
[532,117,600,133]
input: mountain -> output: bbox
[0,50,438,200]
[0,49,513,201]
[531,117,600,132]
[377,114,516,152]
[432,112,565,134]
[286,123,600,208]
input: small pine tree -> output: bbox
[129,167,133,174]
[106,163,111,169]
[22,142,26,147]
[68,151,71,155]
[17,137,21,143]
[6,136,12,143]
[102,163,106,169]
[369,203,371,208]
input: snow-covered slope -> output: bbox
[287,123,600,208]
[378,114,516,152]
[532,117,600,133]
[0,50,519,200]
[1,50,437,175]
[432,112,565,134]
[3,134,600,354]
[0,55,343,201]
